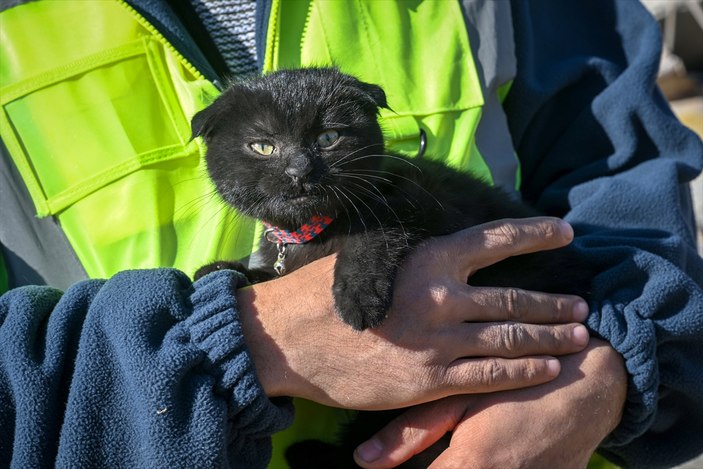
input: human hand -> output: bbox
[353,338,627,468]
[237,217,590,411]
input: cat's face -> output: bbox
[192,68,388,229]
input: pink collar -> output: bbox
[263,215,334,245]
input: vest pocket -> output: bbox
[1,36,195,216]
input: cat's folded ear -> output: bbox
[191,99,223,142]
[357,82,390,111]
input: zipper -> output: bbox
[116,0,223,90]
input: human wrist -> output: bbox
[235,283,291,397]
[234,259,339,400]
[582,338,627,436]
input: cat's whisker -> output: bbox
[319,185,330,206]
[338,173,400,197]
[343,175,388,200]
[179,187,238,231]
[349,168,445,211]
[173,167,222,206]
[330,143,385,169]
[338,171,420,210]
[171,173,212,187]
[335,186,370,237]
[331,149,383,170]
[344,181,388,209]
[333,173,404,214]
[336,152,442,207]
[345,181,408,244]
[190,199,238,246]
[328,186,354,233]
[340,186,389,249]
[337,153,423,174]
[175,189,221,219]
[335,172,392,185]
[211,210,246,255]
[321,122,352,129]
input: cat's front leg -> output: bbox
[194,260,275,284]
[333,230,411,330]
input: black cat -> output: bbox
[192,67,592,468]
[192,67,590,330]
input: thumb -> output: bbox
[353,396,470,468]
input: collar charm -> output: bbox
[263,215,334,275]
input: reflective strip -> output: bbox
[460,0,521,193]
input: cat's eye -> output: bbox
[316,130,339,148]
[250,142,275,156]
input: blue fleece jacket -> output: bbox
[0,269,293,468]
[1,1,702,468]
[506,1,703,467]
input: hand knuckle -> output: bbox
[480,221,520,251]
[428,284,451,309]
[551,327,568,349]
[482,359,506,386]
[501,323,527,353]
[503,288,524,320]
[520,361,539,381]
[399,419,424,444]
[496,222,521,245]
[538,219,558,240]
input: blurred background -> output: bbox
[641,0,703,259]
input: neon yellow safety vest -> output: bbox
[0,1,514,467]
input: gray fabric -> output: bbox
[127,0,224,84]
[0,0,36,14]
[460,0,520,195]
[0,142,87,289]
[191,0,258,76]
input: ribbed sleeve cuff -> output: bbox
[187,270,294,463]
[589,306,657,450]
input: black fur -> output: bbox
[193,67,590,329]
[192,68,593,467]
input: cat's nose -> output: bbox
[285,162,312,181]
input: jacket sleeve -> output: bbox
[0,268,293,469]
[506,1,703,467]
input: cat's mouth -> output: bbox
[284,194,315,204]
[283,184,319,202]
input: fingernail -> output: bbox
[572,325,589,346]
[356,438,383,463]
[573,300,589,322]
[546,358,561,376]
[559,220,574,239]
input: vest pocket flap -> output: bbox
[0,37,196,216]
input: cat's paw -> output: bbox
[193,260,248,280]
[333,274,393,330]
